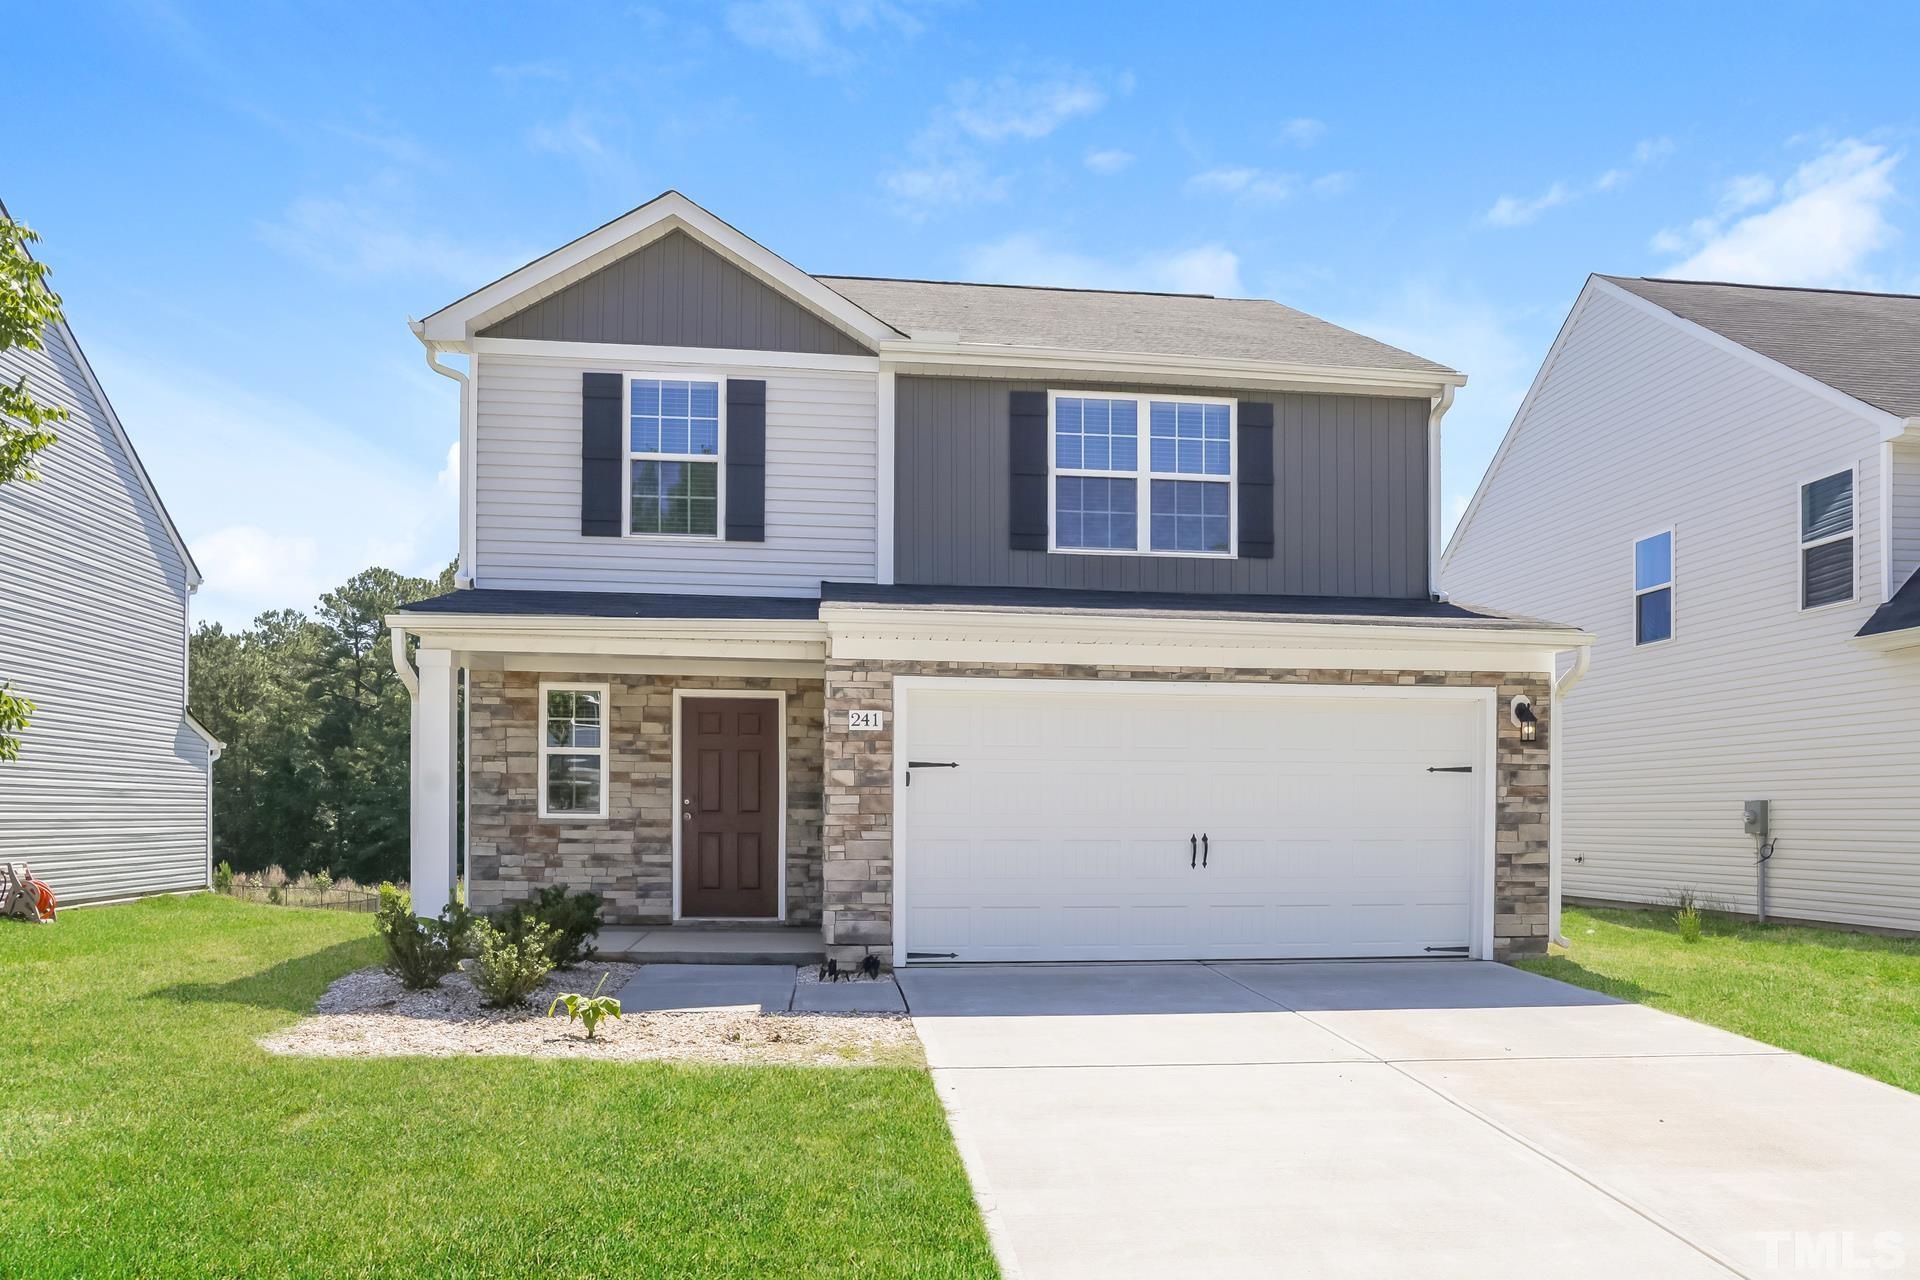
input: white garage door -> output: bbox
[898,684,1487,963]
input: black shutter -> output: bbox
[725,379,766,542]
[1237,400,1275,559]
[1009,390,1048,551]
[580,372,623,537]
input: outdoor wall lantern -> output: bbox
[1509,694,1539,744]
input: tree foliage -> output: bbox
[190,561,455,883]
[0,214,66,487]
[0,213,69,762]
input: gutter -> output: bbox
[1427,384,1456,598]
[413,322,476,588]
[390,626,419,698]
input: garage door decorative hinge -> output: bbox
[905,760,958,786]
[907,951,958,960]
[1424,945,1471,954]
[1426,765,1474,773]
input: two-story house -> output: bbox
[1444,275,1920,934]
[391,192,1588,966]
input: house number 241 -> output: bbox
[847,710,885,732]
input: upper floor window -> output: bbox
[1051,393,1234,556]
[1633,530,1673,645]
[629,377,720,537]
[1800,469,1855,610]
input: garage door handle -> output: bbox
[1190,835,1197,869]
[1201,833,1209,868]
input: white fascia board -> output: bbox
[184,712,225,754]
[821,605,1587,673]
[469,336,879,373]
[416,192,899,348]
[879,339,1465,399]
[387,611,829,662]
[1852,625,1920,653]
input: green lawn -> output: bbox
[0,895,996,1279]
[1519,906,1920,1094]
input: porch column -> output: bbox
[410,646,459,917]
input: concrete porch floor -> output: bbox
[597,924,824,965]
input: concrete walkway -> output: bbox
[898,961,1920,1280]
[613,963,905,1013]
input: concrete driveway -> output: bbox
[897,961,1920,1280]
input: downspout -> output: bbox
[1549,645,1592,948]
[1427,384,1457,599]
[414,324,476,588]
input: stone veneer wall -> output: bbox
[467,669,824,924]
[823,661,1552,965]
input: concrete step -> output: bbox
[598,925,825,966]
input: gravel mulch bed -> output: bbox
[259,963,921,1067]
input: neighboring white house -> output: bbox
[0,219,219,905]
[1443,275,1920,933]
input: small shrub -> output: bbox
[548,973,622,1039]
[1676,903,1703,943]
[267,885,284,906]
[212,861,234,894]
[489,885,603,969]
[374,883,468,990]
[469,919,555,1007]
[313,869,334,894]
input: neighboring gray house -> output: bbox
[391,192,1587,966]
[0,234,219,906]
[1444,276,1920,933]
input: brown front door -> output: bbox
[679,696,781,918]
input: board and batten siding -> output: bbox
[1892,437,1920,588]
[893,374,1430,596]
[1443,284,1920,932]
[0,324,211,905]
[478,230,873,357]
[473,352,879,594]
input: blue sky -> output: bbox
[11,1,1920,626]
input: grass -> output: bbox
[1519,905,1920,1094]
[0,895,997,1279]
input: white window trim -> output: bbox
[1045,389,1237,559]
[537,681,611,820]
[1798,466,1858,613]
[1631,527,1675,648]
[622,371,727,542]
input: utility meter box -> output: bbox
[1743,799,1770,837]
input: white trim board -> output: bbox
[888,676,1499,964]
[670,688,788,923]
[470,336,879,374]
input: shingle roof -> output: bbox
[1858,568,1920,639]
[395,588,821,620]
[1603,276,1920,420]
[818,275,1457,377]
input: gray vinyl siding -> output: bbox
[479,230,874,356]
[894,374,1430,596]
[0,322,210,905]
[1892,437,1920,588]
[473,352,878,594]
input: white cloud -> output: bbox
[527,108,642,190]
[1277,117,1326,147]
[725,0,923,76]
[1310,171,1353,197]
[964,233,1244,297]
[258,194,522,285]
[88,348,460,627]
[882,66,1123,216]
[1483,136,1675,228]
[1484,182,1573,228]
[1659,139,1899,286]
[1084,148,1134,175]
[950,74,1108,142]
[1187,167,1295,204]
[436,439,460,499]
